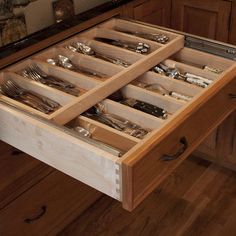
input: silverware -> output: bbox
[115,28,169,44]
[21,64,80,96]
[47,55,108,79]
[203,66,223,74]
[94,37,150,54]
[120,98,168,119]
[74,126,124,157]
[0,80,60,114]
[66,42,131,67]
[185,72,213,85]
[153,64,212,88]
[84,105,149,139]
[134,82,192,102]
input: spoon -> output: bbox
[66,42,131,67]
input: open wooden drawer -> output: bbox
[0,18,235,211]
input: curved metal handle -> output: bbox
[24,205,47,224]
[160,137,188,161]
[11,148,23,156]
[229,93,236,99]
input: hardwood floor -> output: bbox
[59,156,236,236]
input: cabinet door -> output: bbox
[133,0,171,27]
[218,111,236,165]
[195,129,219,160]
[229,1,236,45]
[171,0,232,42]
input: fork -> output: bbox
[21,65,80,96]
[0,80,60,113]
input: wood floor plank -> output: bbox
[59,156,214,236]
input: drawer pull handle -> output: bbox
[229,93,236,99]
[24,205,47,224]
[161,137,188,161]
[11,148,24,156]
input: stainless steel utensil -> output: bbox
[74,126,124,157]
[84,104,149,139]
[115,28,169,44]
[21,64,80,96]
[47,55,108,79]
[0,80,60,114]
[66,42,131,67]
[135,82,192,102]
[153,64,212,88]
[95,37,150,54]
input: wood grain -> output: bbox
[121,65,236,211]
[59,156,236,236]
[171,0,232,42]
[0,170,102,236]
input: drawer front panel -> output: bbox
[0,142,52,209]
[122,72,236,211]
[0,104,120,200]
[0,171,101,236]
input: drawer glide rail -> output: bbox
[185,36,236,61]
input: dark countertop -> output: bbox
[0,0,133,60]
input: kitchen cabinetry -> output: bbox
[171,0,232,42]
[122,0,171,27]
[195,111,236,170]
[0,17,236,211]
[0,141,101,235]
[218,112,236,166]
[229,1,236,45]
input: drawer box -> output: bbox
[0,18,235,211]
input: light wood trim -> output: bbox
[0,72,72,119]
[0,103,121,200]
[102,99,163,130]
[49,35,185,124]
[122,84,184,114]
[6,57,99,91]
[94,28,162,50]
[137,71,202,96]
[76,116,139,151]
[163,59,219,80]
[34,47,123,78]
[36,61,100,90]
[58,37,143,64]
[110,18,179,40]
[3,72,74,106]
[172,47,235,70]
[120,64,236,211]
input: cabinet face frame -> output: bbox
[0,17,236,211]
[171,0,232,43]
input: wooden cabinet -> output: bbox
[229,1,236,45]
[171,0,232,42]
[0,142,102,235]
[194,129,219,161]
[217,111,236,166]
[195,111,236,169]
[122,0,171,27]
[0,171,101,236]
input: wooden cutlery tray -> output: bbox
[0,18,235,211]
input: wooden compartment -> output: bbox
[98,18,179,43]
[0,18,235,211]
